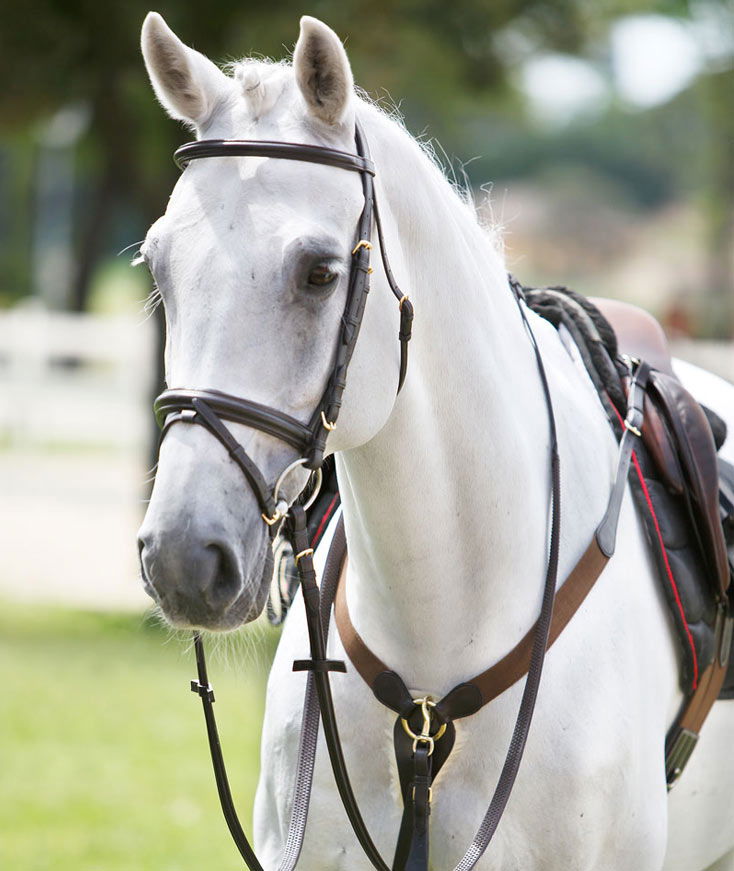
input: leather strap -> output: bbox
[392,711,456,870]
[372,195,414,392]
[155,388,312,453]
[174,138,376,175]
[334,359,656,712]
[334,529,608,714]
[666,606,733,786]
[596,362,651,556]
[286,507,392,871]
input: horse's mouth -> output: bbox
[139,547,274,632]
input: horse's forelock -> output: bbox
[225,59,293,120]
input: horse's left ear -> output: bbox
[293,16,354,126]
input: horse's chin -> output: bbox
[142,548,274,633]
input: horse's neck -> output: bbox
[335,112,617,694]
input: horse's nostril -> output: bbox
[201,543,243,611]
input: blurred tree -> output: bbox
[0,0,731,333]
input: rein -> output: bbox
[153,126,649,870]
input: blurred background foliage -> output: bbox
[0,0,732,335]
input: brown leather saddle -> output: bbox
[593,298,730,601]
[590,297,734,785]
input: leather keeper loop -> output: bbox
[292,659,347,673]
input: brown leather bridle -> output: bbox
[155,124,413,521]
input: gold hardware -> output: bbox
[320,411,337,432]
[624,419,642,438]
[352,240,373,255]
[399,294,410,310]
[399,696,447,757]
[261,509,284,527]
[367,267,373,274]
[412,735,434,754]
[294,548,314,565]
[412,785,433,803]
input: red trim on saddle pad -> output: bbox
[630,451,699,688]
[311,493,340,549]
[610,404,699,688]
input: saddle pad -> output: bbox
[518,283,731,696]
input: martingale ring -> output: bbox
[273,458,324,513]
[400,696,447,755]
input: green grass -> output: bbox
[0,602,279,870]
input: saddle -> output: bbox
[526,289,734,785]
[593,297,731,602]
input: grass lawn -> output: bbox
[0,601,279,870]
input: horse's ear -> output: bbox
[293,16,354,126]
[141,12,230,127]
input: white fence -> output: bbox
[0,308,730,451]
[0,307,157,450]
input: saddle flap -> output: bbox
[645,370,730,599]
[642,395,685,495]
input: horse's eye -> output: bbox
[307,265,338,288]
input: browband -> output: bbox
[174,139,376,175]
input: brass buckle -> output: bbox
[400,696,447,756]
[294,547,314,566]
[351,239,373,256]
[261,508,285,527]
[320,411,337,432]
[411,785,433,803]
[623,418,642,438]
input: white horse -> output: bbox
[136,12,734,870]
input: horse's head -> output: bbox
[137,13,401,630]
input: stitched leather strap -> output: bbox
[666,606,733,786]
[596,362,651,556]
[174,138,376,175]
[334,525,608,714]
[156,388,312,453]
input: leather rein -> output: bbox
[153,125,649,870]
